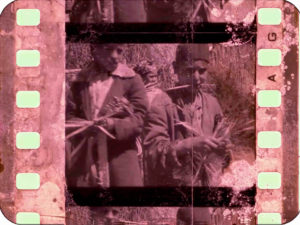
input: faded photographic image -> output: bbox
[65,0,257,224]
[0,0,297,225]
[66,43,256,224]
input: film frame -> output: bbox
[0,0,299,224]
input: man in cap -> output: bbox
[169,44,230,224]
[134,61,178,186]
[66,44,148,188]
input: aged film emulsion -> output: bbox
[65,0,297,224]
[0,0,298,225]
[256,0,299,224]
[1,0,65,225]
[66,1,257,225]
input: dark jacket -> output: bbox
[142,87,178,186]
[171,89,226,186]
[143,86,227,187]
[66,63,148,187]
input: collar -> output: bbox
[76,62,136,82]
[145,82,159,91]
[110,63,136,78]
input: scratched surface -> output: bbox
[0,0,299,225]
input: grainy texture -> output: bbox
[256,0,284,220]
[1,0,298,224]
[0,3,15,223]
[282,2,299,223]
[0,2,14,32]
[65,41,256,223]
[13,0,65,224]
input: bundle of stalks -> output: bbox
[213,117,233,144]
[172,115,234,184]
[208,68,255,150]
[175,120,201,136]
[230,118,255,147]
[192,115,255,183]
[172,87,254,183]
[66,97,133,140]
[192,117,233,184]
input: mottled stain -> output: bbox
[266,119,278,130]
[282,2,299,223]
[265,108,278,117]
[0,2,14,32]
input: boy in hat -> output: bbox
[169,44,230,224]
[170,44,228,186]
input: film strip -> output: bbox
[256,0,299,224]
[0,0,299,224]
[1,0,65,224]
[256,1,284,224]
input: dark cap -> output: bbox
[174,44,210,68]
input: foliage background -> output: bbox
[67,43,255,149]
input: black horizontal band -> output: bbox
[68,186,256,207]
[66,22,256,44]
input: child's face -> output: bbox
[176,60,209,90]
[91,44,124,72]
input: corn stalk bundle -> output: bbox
[66,97,133,140]
[172,115,234,185]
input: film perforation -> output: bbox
[16,50,40,67]
[16,132,40,150]
[257,172,282,190]
[256,0,285,223]
[16,9,40,26]
[257,131,282,149]
[16,91,40,109]
[0,0,298,224]
[16,212,40,225]
[16,173,40,190]
[14,4,42,225]
[257,212,282,224]
[258,49,282,66]
[257,90,282,107]
[258,8,282,26]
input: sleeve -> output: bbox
[143,92,175,150]
[65,82,86,140]
[113,74,149,141]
